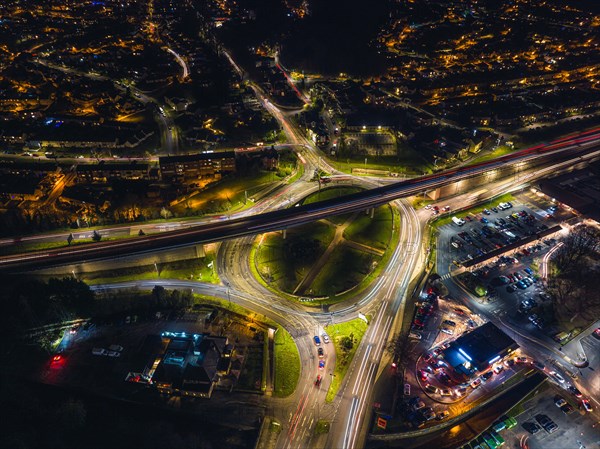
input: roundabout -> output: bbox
[252,186,400,304]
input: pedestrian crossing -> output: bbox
[440,273,452,280]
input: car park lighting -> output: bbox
[458,348,473,361]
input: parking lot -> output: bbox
[502,384,599,449]
[439,197,570,267]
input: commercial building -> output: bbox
[159,151,236,182]
[442,322,518,377]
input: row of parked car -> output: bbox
[410,291,437,337]
[458,415,517,449]
[92,344,123,357]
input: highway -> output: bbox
[1,131,599,273]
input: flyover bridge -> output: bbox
[1,128,599,273]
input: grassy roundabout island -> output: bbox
[253,187,399,304]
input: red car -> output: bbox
[315,375,322,387]
[418,369,428,381]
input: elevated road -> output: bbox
[1,130,599,272]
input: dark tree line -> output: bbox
[547,225,600,326]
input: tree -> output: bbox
[554,225,600,272]
[152,285,167,302]
[160,207,173,219]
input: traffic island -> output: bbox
[252,186,398,305]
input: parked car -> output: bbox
[522,422,542,435]
[567,385,582,398]
[436,411,450,420]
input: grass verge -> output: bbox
[273,326,301,397]
[325,318,369,402]
[82,254,220,285]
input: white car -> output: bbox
[92,348,106,356]
[441,328,454,335]
[108,344,124,352]
[107,351,121,357]
[549,371,565,383]
[321,333,330,344]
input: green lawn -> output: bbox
[255,221,335,294]
[82,254,219,285]
[325,318,369,402]
[273,326,301,397]
[301,186,363,205]
[468,145,514,164]
[0,237,116,257]
[343,205,393,251]
[326,145,433,176]
[313,207,400,305]
[310,244,378,296]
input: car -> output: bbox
[544,421,559,433]
[321,333,330,344]
[481,371,494,382]
[561,404,574,414]
[422,407,436,421]
[470,378,482,389]
[438,371,451,383]
[51,354,63,365]
[555,397,567,408]
[108,344,123,352]
[506,285,516,293]
[318,360,325,370]
[92,348,106,356]
[412,399,426,411]
[593,328,600,340]
[315,375,322,386]
[480,217,489,224]
[404,383,411,396]
[504,358,515,367]
[567,385,582,397]
[522,422,542,435]
[442,320,456,327]
[314,335,321,346]
[107,351,120,357]
[442,206,451,212]
[535,414,552,426]
[441,328,454,335]
[419,370,429,381]
[436,411,450,420]
[581,399,593,412]
[318,347,324,358]
[483,209,491,215]
[451,240,461,249]
[69,326,79,335]
[491,207,499,213]
[533,360,546,371]
[409,331,422,340]
[424,204,432,210]
[515,356,529,364]
[549,371,565,383]
[493,365,504,374]
[453,386,467,396]
[440,388,452,396]
[424,384,439,394]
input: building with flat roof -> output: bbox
[537,167,600,222]
[159,151,236,182]
[442,322,518,377]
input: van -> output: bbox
[452,216,465,226]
